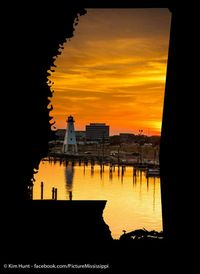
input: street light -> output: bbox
[139,129,143,136]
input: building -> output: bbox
[119,133,135,142]
[85,123,109,141]
[63,115,78,154]
[55,129,65,141]
[75,131,86,140]
[75,131,86,145]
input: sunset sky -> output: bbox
[48,8,171,136]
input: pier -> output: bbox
[46,152,159,169]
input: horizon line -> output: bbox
[53,127,161,137]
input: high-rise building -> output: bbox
[63,116,78,154]
[85,123,109,141]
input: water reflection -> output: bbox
[100,168,103,179]
[33,160,162,239]
[109,171,113,181]
[91,164,94,177]
[147,177,149,192]
[65,161,75,200]
[153,180,156,212]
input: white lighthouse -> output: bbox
[63,115,78,154]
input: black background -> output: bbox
[1,0,200,273]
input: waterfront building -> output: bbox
[85,123,109,141]
[75,130,86,140]
[75,131,86,145]
[55,129,65,140]
[119,133,135,142]
[63,115,78,154]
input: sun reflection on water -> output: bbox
[33,160,162,239]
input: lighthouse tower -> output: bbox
[63,115,78,154]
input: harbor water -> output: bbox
[33,160,162,239]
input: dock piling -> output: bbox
[55,188,57,200]
[52,187,55,200]
[69,191,72,201]
[41,181,44,200]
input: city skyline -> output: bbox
[49,8,171,136]
[59,118,159,137]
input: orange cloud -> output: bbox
[49,8,171,136]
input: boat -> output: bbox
[146,167,160,177]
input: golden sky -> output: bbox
[48,8,171,136]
